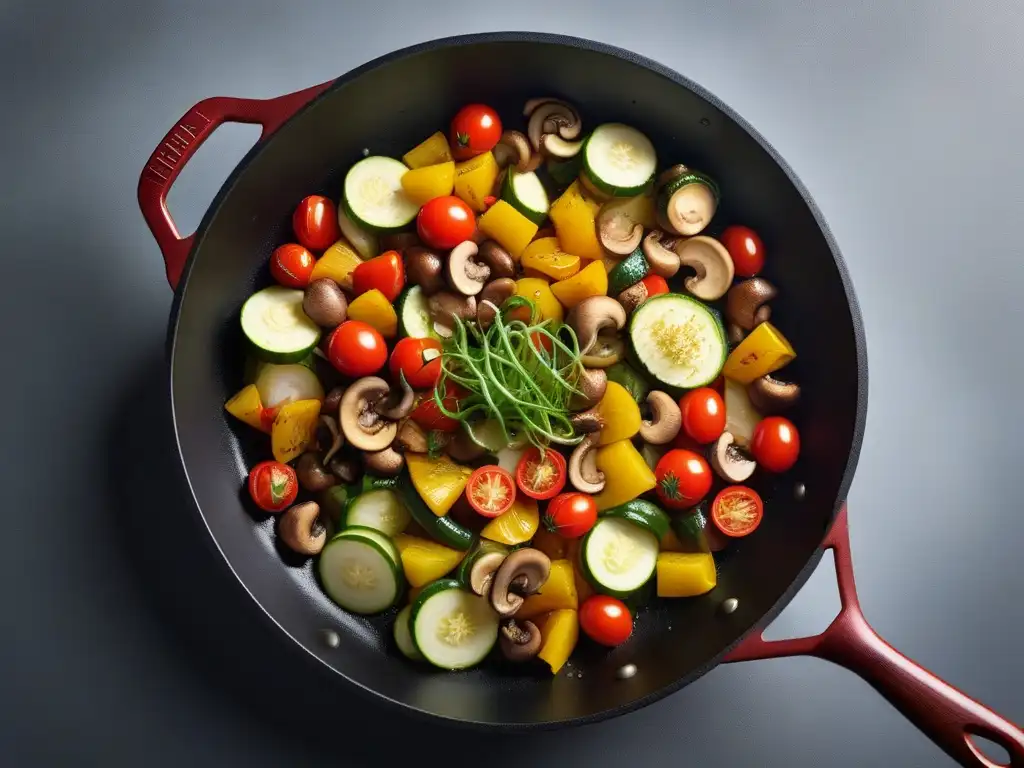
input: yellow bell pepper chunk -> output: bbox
[478,200,538,260]
[403,131,453,169]
[224,384,266,432]
[656,551,717,597]
[406,453,472,517]
[309,239,362,288]
[549,180,603,261]
[537,609,579,675]
[592,439,657,511]
[722,322,796,384]
[400,161,455,206]
[270,399,321,463]
[454,152,500,212]
[517,559,578,619]
[480,495,539,545]
[393,534,466,588]
[514,277,564,325]
[347,288,398,338]
[565,539,595,601]
[520,237,581,281]
[593,381,641,445]
[531,526,568,561]
[550,261,608,309]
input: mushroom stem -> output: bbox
[499,618,542,662]
[747,374,801,414]
[317,414,345,466]
[568,296,627,355]
[296,452,337,492]
[363,446,405,476]
[279,501,327,556]
[639,391,683,445]
[642,230,682,278]
[569,368,608,411]
[374,373,415,420]
[568,433,606,494]
[725,278,777,331]
[489,549,552,617]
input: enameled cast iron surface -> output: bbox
[168,33,867,728]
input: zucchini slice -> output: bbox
[629,293,727,390]
[395,473,474,551]
[343,490,410,537]
[393,605,423,661]
[607,247,651,296]
[580,517,660,598]
[396,285,437,339]
[318,533,403,614]
[410,579,499,670]
[583,123,658,197]
[501,168,550,224]
[343,156,419,233]
[240,286,321,364]
[600,499,671,540]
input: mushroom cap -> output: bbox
[639,391,683,445]
[527,99,582,151]
[569,367,608,411]
[469,551,507,597]
[540,133,583,158]
[295,452,337,492]
[429,291,477,338]
[339,377,399,452]
[397,419,429,453]
[569,296,627,355]
[747,374,801,414]
[598,200,646,256]
[641,230,682,278]
[616,282,649,315]
[477,278,517,330]
[725,277,777,331]
[499,618,543,662]
[568,432,606,494]
[317,414,345,466]
[363,446,405,476]
[710,431,757,484]
[489,548,552,616]
[303,279,348,328]
[492,130,539,172]
[404,247,446,296]
[328,457,360,484]
[279,501,327,556]
[475,241,516,279]
[674,236,735,301]
[374,372,415,421]
[446,429,487,463]
[446,240,489,296]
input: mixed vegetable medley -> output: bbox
[224,98,803,673]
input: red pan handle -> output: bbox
[725,505,1024,767]
[137,81,332,290]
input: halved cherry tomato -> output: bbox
[711,485,764,537]
[751,416,800,472]
[543,492,597,539]
[530,331,553,355]
[465,465,517,518]
[292,195,341,252]
[247,460,298,513]
[389,337,442,390]
[450,104,502,160]
[352,249,405,302]
[679,387,726,444]
[720,225,765,277]
[417,195,476,250]
[515,447,567,500]
[640,274,670,297]
[410,382,466,432]
[269,243,316,288]
[654,449,713,510]
[327,320,387,377]
[579,595,633,647]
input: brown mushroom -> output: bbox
[405,247,446,295]
[641,230,682,278]
[339,377,400,451]
[489,548,552,617]
[727,323,747,346]
[296,452,337,492]
[675,236,735,301]
[446,429,487,463]
[379,231,420,253]
[279,501,327,556]
[373,373,415,421]
[568,432,606,494]
[468,551,507,597]
[710,432,757,483]
[616,282,649,315]
[492,130,540,172]
[328,457,360,484]
[396,419,429,453]
[568,296,627,354]
[598,199,646,256]
[316,414,344,466]
[323,387,346,419]
[656,164,690,191]
[526,99,583,154]
[569,367,608,410]
[446,241,490,296]
[571,410,605,434]
[364,446,405,476]
[499,618,542,662]
[303,279,348,327]
[747,375,801,414]
[476,278,517,330]
[578,170,613,203]
[725,278,777,331]
[429,291,477,338]
[475,241,516,279]
[639,391,683,445]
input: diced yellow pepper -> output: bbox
[403,131,453,169]
[531,526,568,561]
[393,534,466,588]
[537,609,579,675]
[400,161,455,206]
[593,381,641,445]
[270,399,321,463]
[550,261,608,309]
[549,180,603,261]
[480,495,539,545]
[224,384,266,433]
[722,322,796,384]
[592,439,657,511]
[656,551,717,597]
[309,239,362,287]
[517,559,578,619]
[514,277,564,325]
[454,152,500,212]
[406,453,472,517]
[347,288,398,338]
[478,200,538,260]
[520,237,581,281]
[565,539,595,602]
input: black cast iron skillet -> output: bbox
[138,32,1023,767]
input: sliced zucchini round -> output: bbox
[583,123,658,197]
[343,156,419,233]
[410,579,499,670]
[393,605,423,661]
[600,499,671,540]
[629,293,727,390]
[342,490,410,537]
[396,285,437,339]
[501,168,549,224]
[607,247,651,296]
[580,517,659,598]
[318,533,403,614]
[240,286,321,364]
[335,526,401,567]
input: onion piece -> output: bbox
[724,378,762,448]
[337,204,378,260]
[255,363,325,410]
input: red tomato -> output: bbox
[543,493,597,539]
[269,243,316,288]
[751,416,801,472]
[352,250,405,302]
[327,320,387,377]
[720,225,765,277]
[679,387,726,444]
[579,595,633,647]
[530,331,553,355]
[247,461,298,513]
[465,465,517,518]
[515,447,567,501]
[654,449,713,510]
[292,195,341,252]
[711,485,764,537]
[450,104,503,160]
[410,383,466,432]
[417,196,476,250]
[389,337,442,390]
[640,274,670,297]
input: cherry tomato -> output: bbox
[389,337,442,390]
[654,449,713,510]
[579,595,633,647]
[292,195,341,252]
[417,196,476,250]
[640,274,670,297]
[530,331,553,355]
[410,383,466,432]
[450,103,502,160]
[327,320,387,377]
[544,492,597,539]
[269,243,316,288]
[515,447,567,501]
[352,249,405,301]
[679,387,726,444]
[720,225,765,277]
[465,465,517,518]
[751,416,801,473]
[247,460,298,513]
[711,485,764,537]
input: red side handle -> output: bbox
[137,81,332,289]
[725,506,1024,767]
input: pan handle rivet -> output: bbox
[793,482,806,501]
[721,598,739,615]
[321,629,341,648]
[615,663,637,680]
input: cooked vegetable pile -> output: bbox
[224,98,803,673]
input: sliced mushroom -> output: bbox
[475,241,516,279]
[617,282,649,315]
[641,230,681,278]
[725,277,777,331]
[373,373,415,421]
[710,432,757,483]
[492,130,540,172]
[489,548,552,617]
[568,433,605,494]
[446,241,490,296]
[571,410,605,434]
[296,452,337,492]
[397,419,429,453]
[499,618,542,662]
[674,236,735,301]
[598,199,646,256]
[568,296,627,354]
[579,333,625,368]
[446,429,487,463]
[476,278,517,329]
[429,291,477,338]
[364,445,405,476]
[328,457,360,484]
[339,377,400,451]
[526,99,582,152]
[316,414,344,466]
[469,551,507,597]
[540,133,584,158]
[303,279,348,327]
[405,247,446,295]
[747,375,801,414]
[639,391,682,445]
[661,174,718,236]
[379,231,420,254]
[569,367,608,411]
[279,501,327,556]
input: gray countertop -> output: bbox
[2,1,1022,766]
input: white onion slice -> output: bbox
[255,363,324,409]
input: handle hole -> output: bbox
[966,732,1011,767]
[762,550,840,640]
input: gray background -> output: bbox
[2,1,1022,766]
